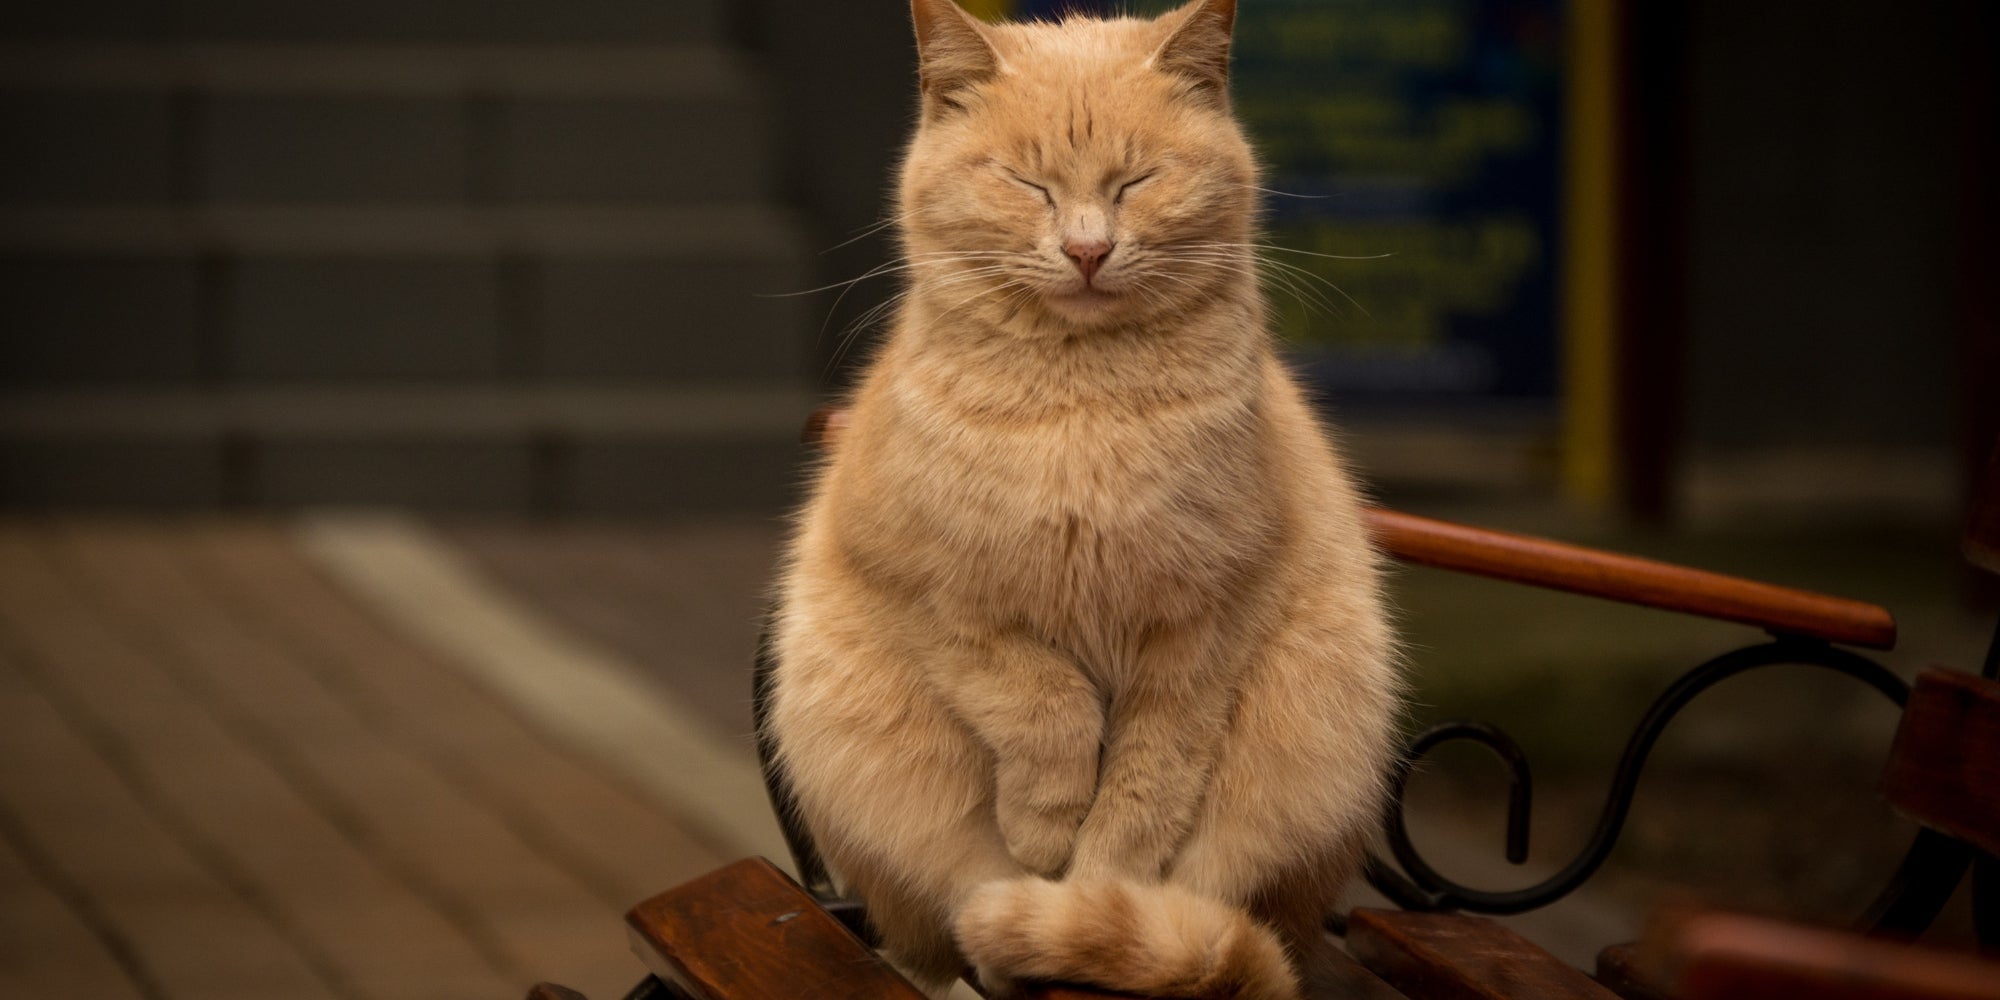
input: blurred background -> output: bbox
[0,0,1994,997]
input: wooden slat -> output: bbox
[628,855,1399,1000]
[1016,939,1408,1000]
[1665,911,2000,1000]
[1882,668,2000,857]
[1595,943,1672,1000]
[525,985,590,1000]
[1346,909,1619,1000]
[800,405,1897,650]
[626,857,927,1000]
[1301,943,1412,1000]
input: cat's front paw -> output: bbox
[970,962,1020,998]
[997,800,1088,877]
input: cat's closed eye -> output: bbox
[1115,173,1157,204]
[1008,173,1054,205]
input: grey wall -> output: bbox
[745,1,918,387]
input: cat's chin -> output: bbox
[1040,286,1131,323]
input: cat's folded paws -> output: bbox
[969,962,1021,998]
[997,800,1088,877]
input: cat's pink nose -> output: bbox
[1064,238,1113,282]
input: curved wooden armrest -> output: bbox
[800,406,1898,651]
[1368,510,1897,650]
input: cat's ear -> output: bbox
[1151,0,1237,103]
[911,0,1000,115]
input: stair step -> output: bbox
[0,43,756,98]
[0,1,727,45]
[0,385,820,437]
[0,206,817,384]
[0,385,818,513]
[0,45,774,204]
[0,205,805,255]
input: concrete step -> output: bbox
[0,205,817,384]
[0,44,774,203]
[0,385,818,513]
[0,1,727,45]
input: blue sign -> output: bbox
[1014,0,1566,410]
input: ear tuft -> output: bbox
[1152,0,1237,102]
[912,0,999,115]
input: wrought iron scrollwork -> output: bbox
[1363,636,1935,919]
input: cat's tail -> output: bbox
[954,877,1300,1000]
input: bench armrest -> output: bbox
[1367,510,1897,650]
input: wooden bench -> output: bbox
[529,421,2000,1000]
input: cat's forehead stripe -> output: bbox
[990,15,1164,69]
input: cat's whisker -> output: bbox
[800,255,1037,362]
[1247,266,1346,321]
[1158,248,1363,318]
[824,284,918,378]
[1239,185,1334,200]
[1182,241,1396,262]
[993,283,1042,325]
[774,252,1032,301]
[818,209,917,255]
[815,259,1036,361]
[932,277,1038,324]
[1257,257,1370,318]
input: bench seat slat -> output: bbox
[1347,908,1620,1000]
[626,857,928,1000]
[1883,667,2000,858]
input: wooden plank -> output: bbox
[800,405,1897,650]
[1666,911,2000,1000]
[0,546,346,1000]
[1347,908,1619,1000]
[1301,942,1411,1000]
[526,985,591,1000]
[1882,668,2000,858]
[51,523,630,995]
[192,524,733,902]
[441,520,778,740]
[627,857,928,1000]
[1595,943,1671,1000]
[976,929,1408,1000]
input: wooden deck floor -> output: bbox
[0,519,745,1000]
[3,510,1983,998]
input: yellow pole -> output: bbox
[1561,1,1620,509]
[958,0,1014,21]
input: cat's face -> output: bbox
[899,0,1258,335]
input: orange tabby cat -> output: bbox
[768,1,1401,996]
